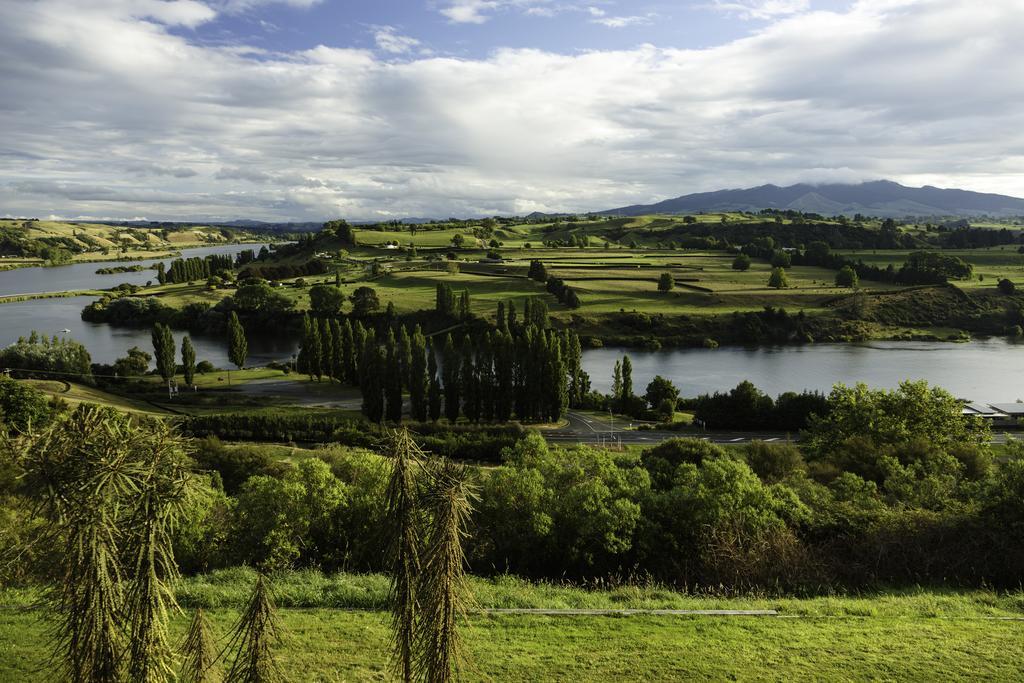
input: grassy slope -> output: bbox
[0,219,260,266]
[3,570,1024,681]
[2,609,1021,681]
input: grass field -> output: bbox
[23,379,173,415]
[2,570,1023,680]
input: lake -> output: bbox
[0,242,298,369]
[2,257,1023,402]
[0,243,273,298]
[0,296,299,369]
[581,340,1024,403]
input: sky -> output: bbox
[0,0,1022,222]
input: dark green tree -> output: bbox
[152,323,176,382]
[181,335,196,386]
[442,335,461,423]
[386,336,404,423]
[409,327,429,422]
[228,312,248,371]
[427,340,443,423]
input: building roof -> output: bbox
[985,403,1024,416]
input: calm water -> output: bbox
[0,296,298,369]
[0,243,272,297]
[581,340,1024,403]
[0,242,294,369]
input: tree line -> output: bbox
[296,297,589,425]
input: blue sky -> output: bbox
[181,1,854,58]
[1,0,1022,221]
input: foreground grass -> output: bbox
[3,570,1024,679]
[2,604,1022,680]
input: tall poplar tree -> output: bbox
[341,319,356,384]
[427,340,442,422]
[386,336,404,423]
[152,323,176,382]
[181,335,196,387]
[227,312,247,372]
[460,336,479,422]
[409,327,429,422]
[330,319,344,382]
[441,334,461,423]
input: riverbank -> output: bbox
[0,289,108,304]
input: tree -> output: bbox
[386,338,404,423]
[361,338,385,423]
[152,323,176,382]
[182,336,196,386]
[384,430,424,683]
[458,290,471,320]
[350,286,381,316]
[528,260,548,282]
[232,282,293,314]
[620,355,633,403]
[306,319,323,380]
[0,376,53,432]
[113,346,151,378]
[768,267,789,289]
[224,574,282,682]
[330,319,344,382]
[998,278,1016,295]
[180,609,218,683]
[451,234,466,248]
[309,284,346,315]
[409,327,429,422]
[657,273,674,293]
[427,340,442,422]
[835,266,859,288]
[770,250,792,268]
[228,312,248,372]
[442,335,461,423]
[10,407,198,683]
[803,380,990,462]
[644,375,679,410]
[732,254,752,271]
[416,459,475,683]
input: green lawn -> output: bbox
[2,604,1021,680]
[3,568,1024,680]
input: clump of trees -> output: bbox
[0,331,93,382]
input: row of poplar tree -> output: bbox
[156,253,235,284]
[296,298,590,424]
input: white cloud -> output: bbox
[437,0,556,24]
[1,0,1023,221]
[218,0,322,12]
[710,0,810,20]
[587,7,654,28]
[372,26,422,55]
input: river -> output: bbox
[0,243,272,298]
[581,340,1024,403]
[2,248,1023,402]
[0,242,297,369]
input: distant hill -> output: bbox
[597,181,1024,218]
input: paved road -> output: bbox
[543,411,795,445]
[216,384,1020,446]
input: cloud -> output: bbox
[709,0,810,20]
[127,162,199,178]
[2,0,1023,221]
[218,0,323,12]
[587,7,653,28]
[437,0,556,24]
[372,26,422,55]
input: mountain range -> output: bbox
[596,181,1024,218]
